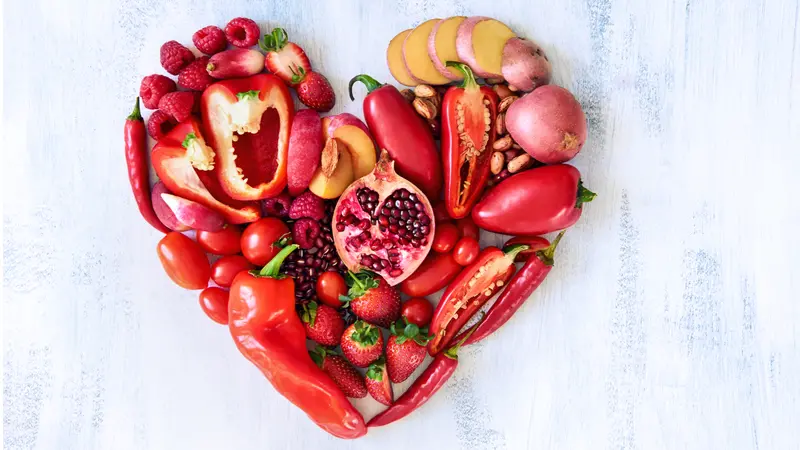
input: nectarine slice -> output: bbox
[333,125,376,179]
[456,17,516,78]
[402,19,451,85]
[428,16,466,81]
[309,139,355,199]
[387,30,417,87]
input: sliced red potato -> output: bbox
[427,16,466,81]
[387,30,417,87]
[456,17,516,78]
[402,19,451,85]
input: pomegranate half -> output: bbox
[333,150,435,286]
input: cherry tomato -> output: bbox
[503,236,551,262]
[401,297,434,327]
[316,271,347,308]
[211,255,256,288]
[432,222,460,253]
[241,218,290,266]
[197,225,242,255]
[199,287,229,324]
[453,237,481,266]
[156,232,211,290]
[455,217,480,240]
[400,252,463,297]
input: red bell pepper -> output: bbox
[152,119,261,224]
[349,74,441,200]
[427,245,528,355]
[441,63,498,219]
[201,74,294,201]
[228,245,367,439]
[472,164,596,236]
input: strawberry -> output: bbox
[258,28,311,85]
[386,319,431,383]
[340,320,383,368]
[301,301,344,347]
[365,357,393,406]
[341,272,401,327]
[293,68,336,112]
[310,347,367,398]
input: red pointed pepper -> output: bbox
[441,63,498,219]
[228,245,367,439]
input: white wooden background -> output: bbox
[3,0,800,448]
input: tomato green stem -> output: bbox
[446,61,478,90]
[503,244,531,261]
[258,244,298,278]
[127,97,142,121]
[576,180,597,208]
[443,313,486,359]
[536,230,565,266]
[348,74,383,101]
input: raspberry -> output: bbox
[192,25,227,55]
[178,56,214,91]
[147,110,177,140]
[225,17,260,48]
[160,40,195,75]
[289,191,325,221]
[139,74,177,109]
[293,219,321,250]
[262,191,292,218]
[158,91,195,122]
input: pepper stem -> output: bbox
[536,231,565,266]
[575,180,597,208]
[258,244,299,278]
[503,243,531,261]
[446,61,478,90]
[348,74,383,101]
[127,97,142,121]
[443,313,486,359]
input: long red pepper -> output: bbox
[459,231,565,346]
[125,98,170,233]
[367,315,484,428]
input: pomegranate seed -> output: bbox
[389,268,403,277]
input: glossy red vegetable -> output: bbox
[199,287,229,324]
[455,217,480,240]
[452,237,480,266]
[441,63,498,219]
[316,272,348,308]
[427,245,527,355]
[156,232,211,290]
[229,245,367,439]
[125,98,170,233]
[399,252,463,298]
[472,164,595,236]
[503,235,550,262]
[349,74,441,199]
[241,217,291,266]
[459,232,564,346]
[210,255,256,287]
[401,297,434,327]
[432,222,460,253]
[197,225,243,255]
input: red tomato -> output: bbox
[433,201,450,223]
[401,297,434,327]
[432,222,460,253]
[241,218,290,266]
[503,236,551,262]
[156,232,211,290]
[455,217,480,240]
[453,237,480,266]
[211,255,256,288]
[199,287,229,324]
[400,252,463,297]
[197,225,242,255]
[316,271,347,308]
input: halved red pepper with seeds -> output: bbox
[426,244,528,355]
[201,74,294,201]
[152,119,261,224]
[441,62,499,219]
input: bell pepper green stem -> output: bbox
[258,244,298,278]
[446,61,479,90]
[348,74,383,101]
[536,231,565,266]
[127,97,142,121]
[575,180,597,208]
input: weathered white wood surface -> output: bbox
[4,0,800,448]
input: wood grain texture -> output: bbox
[3,0,799,448]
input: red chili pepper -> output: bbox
[124,98,170,233]
[441,63,498,219]
[349,74,441,199]
[427,245,528,355]
[472,164,596,236]
[457,231,565,346]
[503,235,551,262]
[228,245,366,439]
[399,251,463,298]
[367,315,484,428]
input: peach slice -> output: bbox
[325,113,370,138]
[333,125,376,179]
[309,139,355,199]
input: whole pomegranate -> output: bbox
[333,150,435,286]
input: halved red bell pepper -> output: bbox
[152,119,261,224]
[201,74,294,201]
[427,244,528,355]
[441,63,498,219]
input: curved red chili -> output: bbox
[125,98,170,233]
